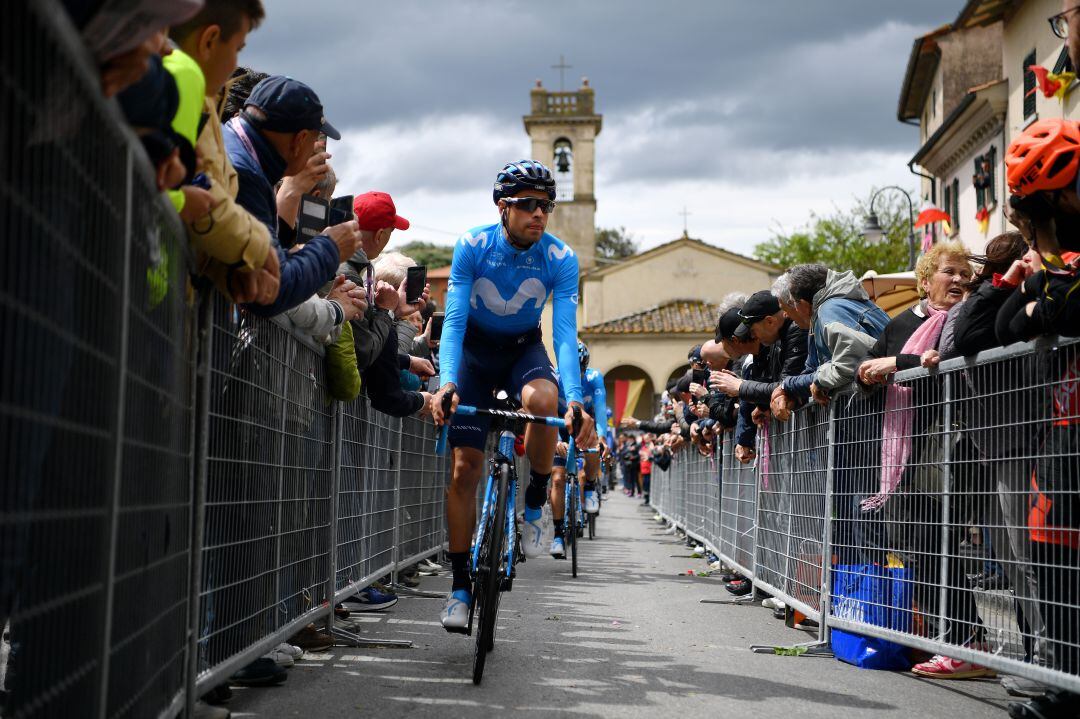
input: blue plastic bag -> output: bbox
[830,564,911,670]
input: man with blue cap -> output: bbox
[223,74,360,316]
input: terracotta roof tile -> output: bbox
[583,299,718,334]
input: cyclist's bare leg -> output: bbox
[584,452,600,501]
[447,447,485,553]
[549,466,566,521]
[520,378,558,473]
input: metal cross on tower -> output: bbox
[551,55,573,91]
[679,206,692,236]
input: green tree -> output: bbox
[595,226,638,262]
[754,190,916,276]
[397,240,455,269]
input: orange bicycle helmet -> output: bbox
[1005,119,1080,196]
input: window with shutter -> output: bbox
[974,157,985,212]
[973,146,998,212]
[952,178,960,234]
[1054,45,1074,74]
[943,183,952,235]
[1023,49,1037,120]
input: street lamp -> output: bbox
[861,185,918,271]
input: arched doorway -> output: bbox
[603,364,656,424]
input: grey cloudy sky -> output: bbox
[242,0,964,255]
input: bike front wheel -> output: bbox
[472,461,509,685]
[569,481,579,578]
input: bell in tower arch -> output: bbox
[552,138,573,201]
[553,138,572,173]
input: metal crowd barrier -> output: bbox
[0,3,450,716]
[2,2,196,716]
[650,337,1080,694]
[193,296,450,698]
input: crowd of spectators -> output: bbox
[6,0,1080,717]
[617,116,1080,712]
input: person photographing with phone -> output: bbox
[430,160,597,631]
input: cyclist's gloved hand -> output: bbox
[432,383,458,427]
[564,402,597,449]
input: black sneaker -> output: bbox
[203,684,233,705]
[724,579,752,596]
[1009,689,1079,719]
[229,658,287,687]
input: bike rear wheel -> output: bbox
[472,462,508,685]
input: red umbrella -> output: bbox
[914,207,951,228]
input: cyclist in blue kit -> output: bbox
[548,341,609,557]
[431,160,597,631]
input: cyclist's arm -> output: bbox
[438,236,476,389]
[551,249,582,404]
[592,374,609,437]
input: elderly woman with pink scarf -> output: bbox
[855,241,993,679]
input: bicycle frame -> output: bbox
[471,430,519,582]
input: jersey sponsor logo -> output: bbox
[570,293,579,305]
[547,244,574,261]
[470,277,547,317]
[459,231,488,248]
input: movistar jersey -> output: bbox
[557,368,607,434]
[441,221,582,402]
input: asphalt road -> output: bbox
[227,491,1012,718]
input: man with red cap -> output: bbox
[341,191,433,417]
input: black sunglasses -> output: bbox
[504,197,556,214]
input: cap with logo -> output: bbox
[353,191,410,232]
[245,75,340,140]
[734,290,781,339]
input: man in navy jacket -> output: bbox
[223,75,359,316]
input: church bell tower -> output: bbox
[523,76,602,271]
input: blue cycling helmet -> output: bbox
[578,340,590,371]
[493,160,557,204]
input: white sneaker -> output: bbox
[584,491,600,514]
[522,513,545,558]
[265,647,295,668]
[761,597,786,611]
[550,536,566,558]
[441,589,471,632]
[276,642,304,660]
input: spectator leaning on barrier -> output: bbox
[343,192,433,417]
[994,115,1080,718]
[852,242,998,680]
[771,263,890,417]
[224,75,361,316]
[945,233,1050,690]
[169,0,284,306]
[713,290,809,464]
[275,160,367,341]
[713,307,764,462]
[373,251,431,392]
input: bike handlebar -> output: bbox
[435,395,567,455]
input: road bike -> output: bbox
[436,393,579,684]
